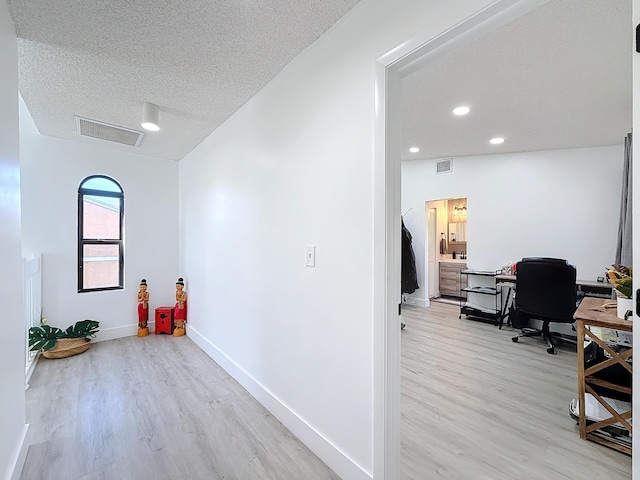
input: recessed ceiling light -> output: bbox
[490,137,505,145]
[409,147,420,153]
[452,106,470,116]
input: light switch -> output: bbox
[305,245,316,267]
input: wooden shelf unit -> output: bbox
[575,297,632,455]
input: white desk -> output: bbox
[496,275,612,297]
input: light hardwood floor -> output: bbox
[21,303,633,480]
[401,301,632,480]
[21,335,340,480]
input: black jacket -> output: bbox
[401,220,419,294]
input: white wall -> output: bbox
[402,146,624,305]
[178,1,503,478]
[0,2,27,478]
[19,100,180,340]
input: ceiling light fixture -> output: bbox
[141,102,160,132]
[490,137,505,145]
[409,147,420,153]
[452,106,470,116]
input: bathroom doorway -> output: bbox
[425,196,467,301]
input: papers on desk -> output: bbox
[587,326,633,348]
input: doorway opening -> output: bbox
[425,197,468,304]
[374,1,553,477]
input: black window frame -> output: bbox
[77,175,124,293]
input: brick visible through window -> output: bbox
[78,176,124,292]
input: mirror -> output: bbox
[448,222,467,242]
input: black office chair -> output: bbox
[511,257,581,354]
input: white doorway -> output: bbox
[374,0,559,477]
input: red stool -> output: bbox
[155,306,174,335]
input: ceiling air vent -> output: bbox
[75,116,145,147]
[436,157,453,174]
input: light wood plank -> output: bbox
[21,335,340,480]
[401,301,631,480]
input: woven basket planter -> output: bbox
[42,338,91,359]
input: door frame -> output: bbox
[632,0,639,468]
[372,1,550,477]
[427,206,437,299]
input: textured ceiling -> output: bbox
[9,0,632,163]
[9,0,361,161]
[401,0,632,161]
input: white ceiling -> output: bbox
[8,0,632,163]
[8,0,362,161]
[401,0,632,161]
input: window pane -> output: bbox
[83,196,120,239]
[83,244,120,289]
[82,177,122,193]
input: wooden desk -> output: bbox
[574,297,632,455]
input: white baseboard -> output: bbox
[93,322,155,343]
[414,298,429,307]
[403,296,428,307]
[25,354,39,390]
[188,326,371,480]
[5,424,29,480]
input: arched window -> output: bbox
[78,175,124,292]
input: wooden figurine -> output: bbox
[137,279,150,336]
[173,277,187,336]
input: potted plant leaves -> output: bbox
[607,264,632,319]
[29,319,100,359]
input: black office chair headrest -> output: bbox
[518,257,572,268]
[515,257,577,321]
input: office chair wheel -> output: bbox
[547,346,556,354]
[512,336,518,343]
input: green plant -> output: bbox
[607,264,632,298]
[29,320,100,352]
